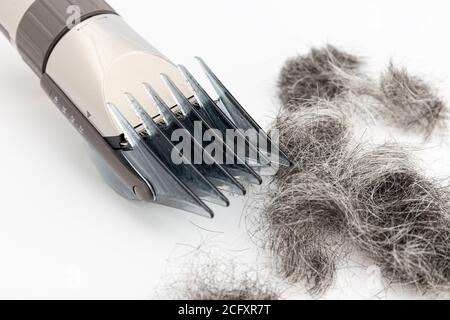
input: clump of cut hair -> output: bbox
[273,107,352,183]
[343,144,450,292]
[163,258,280,300]
[258,173,351,295]
[380,64,447,137]
[248,107,354,294]
[253,46,450,295]
[253,105,450,295]
[278,45,367,109]
[278,46,447,138]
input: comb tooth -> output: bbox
[142,83,177,126]
[178,65,271,169]
[162,73,262,185]
[177,64,218,117]
[107,102,214,217]
[107,103,141,148]
[194,56,235,118]
[130,143,215,218]
[124,93,230,208]
[160,73,192,117]
[125,93,159,137]
[141,79,247,195]
[195,57,290,167]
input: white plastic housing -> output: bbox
[46,13,193,137]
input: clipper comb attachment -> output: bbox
[0,0,289,217]
[107,59,288,217]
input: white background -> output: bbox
[1,0,450,299]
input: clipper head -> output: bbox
[107,58,288,217]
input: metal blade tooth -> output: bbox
[195,57,290,167]
[125,93,159,137]
[107,103,141,148]
[178,65,271,168]
[142,83,177,127]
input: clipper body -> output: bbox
[0,0,288,217]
